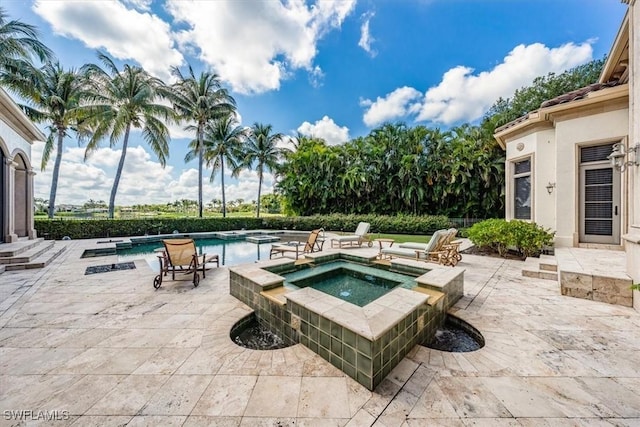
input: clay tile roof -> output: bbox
[539,80,621,108]
[495,80,623,134]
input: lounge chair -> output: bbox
[381,229,452,264]
[270,228,324,260]
[330,222,372,248]
[153,238,219,289]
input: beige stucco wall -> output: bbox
[504,107,628,248]
[554,109,628,247]
[0,120,33,160]
[625,0,640,309]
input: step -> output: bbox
[0,238,45,257]
[538,254,558,272]
[0,240,55,265]
[5,244,66,271]
[522,266,558,281]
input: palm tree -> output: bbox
[2,62,85,218]
[0,7,53,76]
[82,52,174,219]
[186,115,245,217]
[243,123,284,218]
[166,65,235,217]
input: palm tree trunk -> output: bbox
[109,125,130,219]
[221,157,226,218]
[47,130,64,218]
[198,126,204,218]
[256,168,263,218]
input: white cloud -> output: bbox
[358,12,376,57]
[167,0,356,94]
[33,0,183,81]
[297,116,350,145]
[361,41,594,127]
[361,87,423,127]
[32,140,274,207]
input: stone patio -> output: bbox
[1,238,639,426]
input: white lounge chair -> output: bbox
[381,229,450,263]
[330,222,372,248]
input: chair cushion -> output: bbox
[398,242,428,250]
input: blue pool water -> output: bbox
[281,261,418,307]
[117,238,272,270]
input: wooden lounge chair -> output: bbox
[330,222,372,248]
[153,238,219,289]
[270,228,324,260]
[395,228,462,266]
[381,229,451,264]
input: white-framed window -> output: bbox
[513,158,531,220]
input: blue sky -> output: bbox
[3,0,628,207]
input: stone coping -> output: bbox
[285,286,428,341]
[415,266,465,289]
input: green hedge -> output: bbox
[36,214,452,240]
[467,219,555,258]
[260,214,451,235]
[35,218,263,240]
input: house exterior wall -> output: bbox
[624,0,640,310]
[0,91,38,243]
[554,109,629,247]
[0,120,33,159]
[504,107,628,248]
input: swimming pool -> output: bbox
[117,238,273,270]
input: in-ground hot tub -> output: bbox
[229,251,464,390]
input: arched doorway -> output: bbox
[0,148,4,243]
[13,153,29,238]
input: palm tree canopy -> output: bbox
[166,64,236,127]
[3,61,86,170]
[185,115,246,180]
[0,7,54,75]
[82,52,174,166]
[243,122,285,176]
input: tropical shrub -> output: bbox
[468,219,554,258]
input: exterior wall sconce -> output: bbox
[608,142,640,172]
[546,182,556,194]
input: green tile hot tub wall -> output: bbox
[229,258,457,390]
[229,270,297,346]
[287,299,443,390]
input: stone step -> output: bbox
[5,244,66,271]
[0,240,55,265]
[522,266,558,281]
[0,238,45,257]
[538,254,558,272]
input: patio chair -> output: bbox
[380,229,451,264]
[270,228,324,260]
[330,222,372,248]
[153,238,219,289]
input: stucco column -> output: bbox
[4,156,17,242]
[26,169,37,239]
[622,0,640,310]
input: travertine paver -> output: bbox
[0,238,639,426]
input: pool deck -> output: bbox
[1,238,639,426]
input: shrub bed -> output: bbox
[467,219,555,259]
[36,214,452,240]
